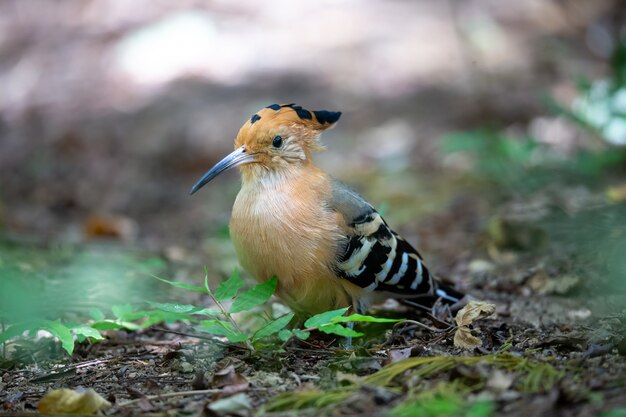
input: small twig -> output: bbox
[289,372,301,386]
[73,358,113,369]
[151,327,250,351]
[394,319,447,333]
[426,311,456,329]
[284,346,335,355]
[99,339,188,347]
[203,269,255,352]
[117,389,221,407]
[299,375,321,380]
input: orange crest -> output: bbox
[235,104,341,153]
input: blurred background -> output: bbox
[1,0,625,314]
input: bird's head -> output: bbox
[190,104,341,194]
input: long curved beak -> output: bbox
[189,146,255,195]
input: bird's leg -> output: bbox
[343,322,354,349]
[342,299,366,349]
[431,299,454,322]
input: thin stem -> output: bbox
[116,389,221,407]
[204,269,255,352]
[152,327,250,351]
[394,319,448,333]
[1,318,5,359]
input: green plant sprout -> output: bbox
[154,269,402,349]
[0,269,402,357]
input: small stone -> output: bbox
[180,362,194,373]
[486,370,514,392]
[567,308,592,320]
[468,259,495,274]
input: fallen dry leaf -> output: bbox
[212,365,248,388]
[211,364,249,397]
[83,214,138,241]
[527,271,580,295]
[192,370,209,390]
[455,301,496,327]
[454,301,496,349]
[385,347,413,365]
[454,326,483,349]
[38,388,111,415]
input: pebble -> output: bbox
[468,259,495,273]
[180,362,194,373]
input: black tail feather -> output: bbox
[400,282,465,312]
[434,283,464,304]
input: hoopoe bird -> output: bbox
[191,104,463,317]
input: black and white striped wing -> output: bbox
[329,179,440,298]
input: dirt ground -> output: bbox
[1,1,626,416]
[1,189,626,416]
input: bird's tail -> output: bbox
[434,282,464,304]
[400,280,465,312]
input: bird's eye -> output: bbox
[272,135,283,148]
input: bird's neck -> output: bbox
[239,161,323,191]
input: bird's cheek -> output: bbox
[270,155,287,166]
[256,154,272,166]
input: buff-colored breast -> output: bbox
[229,166,352,315]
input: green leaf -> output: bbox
[466,401,495,417]
[304,307,349,329]
[292,329,310,340]
[110,304,149,322]
[252,313,294,342]
[204,268,212,294]
[278,329,293,341]
[141,310,197,327]
[599,408,626,417]
[111,304,133,320]
[330,314,403,324]
[0,320,80,355]
[90,320,124,330]
[152,275,205,292]
[91,320,140,331]
[146,301,196,313]
[194,308,221,316]
[0,320,46,344]
[43,320,75,355]
[215,269,244,302]
[89,308,105,321]
[230,277,277,313]
[71,325,104,341]
[146,301,217,315]
[198,320,248,343]
[318,323,364,338]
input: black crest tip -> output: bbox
[314,110,342,124]
[295,108,312,120]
